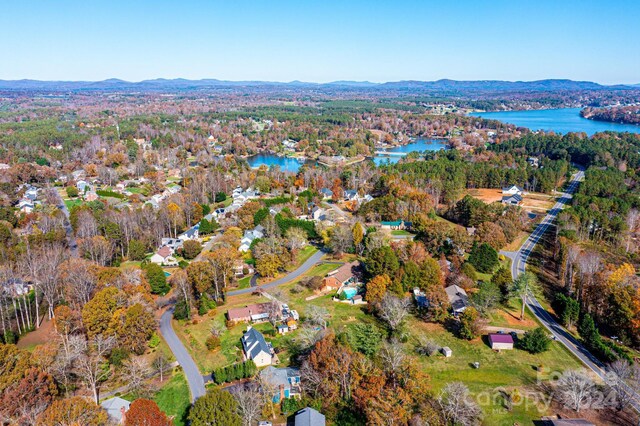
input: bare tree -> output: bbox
[73,334,116,403]
[122,356,152,397]
[625,209,640,253]
[36,242,67,320]
[379,338,406,386]
[606,360,640,411]
[60,258,97,310]
[153,352,170,383]
[415,337,440,357]
[437,382,482,425]
[378,294,411,332]
[577,251,601,305]
[293,325,325,353]
[233,383,264,426]
[555,369,596,412]
[284,227,307,253]
[305,305,329,329]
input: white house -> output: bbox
[178,226,199,242]
[502,185,523,196]
[150,246,177,266]
[101,397,130,425]
[242,327,273,367]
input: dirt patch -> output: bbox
[466,188,556,212]
[17,318,55,350]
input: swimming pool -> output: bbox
[342,287,357,299]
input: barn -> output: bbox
[488,333,514,350]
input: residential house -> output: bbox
[0,163,9,170]
[84,191,99,202]
[294,407,326,426]
[343,189,358,201]
[161,238,183,252]
[502,185,524,196]
[17,199,34,214]
[239,225,265,252]
[488,333,514,350]
[178,225,199,242]
[381,220,410,230]
[259,366,301,403]
[227,303,272,323]
[241,327,273,367]
[322,261,361,292]
[528,157,540,168]
[234,261,254,277]
[412,288,429,308]
[150,246,177,266]
[100,396,130,424]
[23,186,38,201]
[501,193,523,206]
[311,206,326,221]
[76,180,90,193]
[319,188,333,199]
[445,285,469,314]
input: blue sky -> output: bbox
[1,0,638,84]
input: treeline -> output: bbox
[212,360,257,384]
[582,105,640,126]
[490,132,640,169]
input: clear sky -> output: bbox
[1,0,638,84]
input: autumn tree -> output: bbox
[110,303,156,354]
[82,287,123,339]
[365,274,390,305]
[475,221,507,251]
[458,307,484,340]
[0,367,57,423]
[38,396,108,426]
[125,399,171,426]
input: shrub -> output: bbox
[468,243,499,273]
[518,327,551,354]
[65,186,79,198]
[143,263,169,295]
[182,240,202,259]
[215,192,227,202]
[206,335,221,351]
[109,347,129,366]
[148,333,161,349]
[173,299,190,320]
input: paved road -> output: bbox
[226,249,328,296]
[52,189,78,257]
[159,308,206,402]
[507,170,615,382]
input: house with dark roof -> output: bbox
[501,193,523,206]
[294,407,326,426]
[100,396,130,424]
[445,285,469,314]
[319,188,333,199]
[241,326,273,367]
[259,366,301,402]
[381,219,411,230]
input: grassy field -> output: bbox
[391,230,414,236]
[407,318,583,425]
[237,276,252,289]
[154,371,190,426]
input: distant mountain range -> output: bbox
[0,78,636,92]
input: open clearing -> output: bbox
[466,188,556,212]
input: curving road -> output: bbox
[159,308,206,402]
[226,249,327,296]
[52,189,78,257]
[506,170,614,381]
[159,247,329,401]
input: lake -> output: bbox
[470,108,640,136]
[247,138,450,171]
[247,154,308,173]
[373,138,449,165]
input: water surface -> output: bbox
[470,108,640,136]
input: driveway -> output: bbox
[52,190,78,257]
[226,249,327,296]
[159,308,206,402]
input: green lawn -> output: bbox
[297,245,318,264]
[237,276,252,289]
[391,230,414,236]
[407,318,584,425]
[64,199,84,209]
[154,372,190,426]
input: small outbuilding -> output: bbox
[488,333,514,350]
[441,346,452,357]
